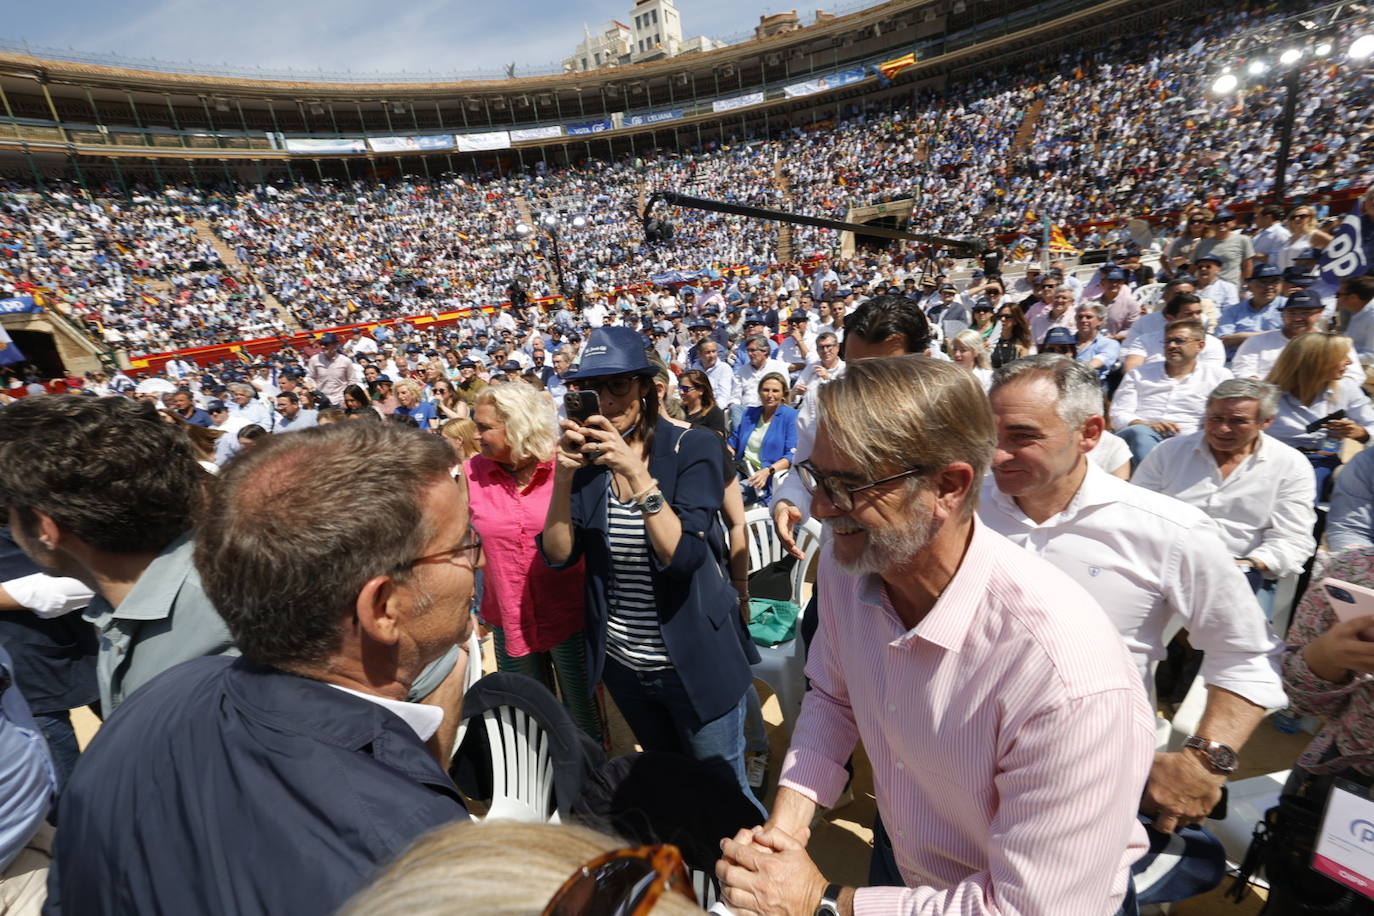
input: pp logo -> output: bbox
[1349,819,1374,846]
[1321,216,1368,281]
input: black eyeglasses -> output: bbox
[677,384,699,392]
[997,313,1014,320]
[542,844,694,916]
[796,460,929,512]
[400,524,483,571]
[585,375,637,397]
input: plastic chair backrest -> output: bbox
[482,705,557,822]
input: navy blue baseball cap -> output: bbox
[1294,247,1321,261]
[1100,266,1127,282]
[1282,268,1317,287]
[1280,289,1324,310]
[1195,252,1224,265]
[1042,327,1076,347]
[562,326,656,380]
[1250,263,1282,281]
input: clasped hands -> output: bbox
[716,823,827,916]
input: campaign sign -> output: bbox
[1319,215,1368,287]
[1313,781,1374,898]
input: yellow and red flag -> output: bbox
[877,52,916,81]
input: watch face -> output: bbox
[1211,744,1239,772]
[642,492,665,513]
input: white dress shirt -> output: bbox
[698,360,739,409]
[979,465,1286,708]
[734,357,792,408]
[1110,362,1233,434]
[1133,432,1316,578]
[1231,329,1365,387]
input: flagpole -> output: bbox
[1041,217,1050,271]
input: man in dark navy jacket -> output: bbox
[48,422,476,916]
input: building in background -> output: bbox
[755,10,834,40]
[565,0,725,71]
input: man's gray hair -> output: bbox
[990,354,1104,430]
[749,334,772,350]
[1207,378,1280,421]
[1076,303,1107,321]
[816,331,838,345]
[228,382,255,397]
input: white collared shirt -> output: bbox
[734,357,792,408]
[327,684,443,742]
[979,464,1286,708]
[1109,361,1233,434]
[1133,432,1316,578]
[1231,329,1365,387]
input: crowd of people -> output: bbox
[3,1,1374,914]
[1,6,1372,359]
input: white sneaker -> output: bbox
[746,752,769,791]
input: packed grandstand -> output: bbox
[0,0,1370,365]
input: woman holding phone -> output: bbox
[540,327,761,809]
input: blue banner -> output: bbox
[625,109,683,128]
[567,119,613,136]
[0,296,40,315]
[416,134,455,150]
[0,325,24,365]
[1320,214,1369,286]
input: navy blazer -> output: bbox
[539,418,757,730]
[48,657,467,916]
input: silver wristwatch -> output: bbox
[1183,735,1239,774]
[814,883,842,916]
[635,490,665,515]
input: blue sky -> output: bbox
[5,0,837,78]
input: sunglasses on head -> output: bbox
[542,844,694,916]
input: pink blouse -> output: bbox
[465,455,585,656]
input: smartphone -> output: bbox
[1305,409,1348,434]
[1322,577,1374,624]
[564,390,600,425]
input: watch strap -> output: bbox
[814,882,843,916]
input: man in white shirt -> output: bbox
[1232,289,1364,386]
[694,339,738,415]
[1112,318,1233,466]
[225,382,272,429]
[734,335,791,411]
[1121,293,1226,372]
[778,312,817,377]
[1249,205,1291,266]
[1134,378,1315,618]
[1192,254,1240,309]
[981,355,1284,836]
[1336,275,1374,366]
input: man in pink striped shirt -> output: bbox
[718,355,1154,916]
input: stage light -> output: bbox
[1315,42,1333,57]
[1279,48,1302,65]
[1211,72,1239,94]
[571,215,588,229]
[514,223,533,238]
[1350,34,1374,60]
[1247,60,1269,75]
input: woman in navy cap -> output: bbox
[540,326,762,809]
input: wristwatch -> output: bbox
[636,490,666,516]
[814,883,843,916]
[1183,735,1239,774]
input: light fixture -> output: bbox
[1350,34,1374,60]
[1247,60,1269,75]
[514,223,533,238]
[1279,48,1302,65]
[571,215,588,229]
[1211,72,1239,94]
[541,214,559,229]
[1315,41,1333,57]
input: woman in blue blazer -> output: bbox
[727,372,798,506]
[539,328,762,809]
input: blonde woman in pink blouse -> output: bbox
[467,382,601,740]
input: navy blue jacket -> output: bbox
[47,657,466,916]
[539,419,757,730]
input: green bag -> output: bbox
[748,597,802,647]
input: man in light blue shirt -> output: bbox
[1328,446,1374,553]
[0,643,56,905]
[1215,264,1285,358]
[1337,275,1374,366]
[271,391,319,433]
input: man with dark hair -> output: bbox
[272,390,318,433]
[169,388,211,428]
[1337,273,1374,365]
[49,422,475,916]
[0,396,232,715]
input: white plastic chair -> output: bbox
[452,628,484,754]
[478,703,560,823]
[744,507,824,736]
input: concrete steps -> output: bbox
[191,220,301,333]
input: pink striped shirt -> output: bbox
[779,520,1154,915]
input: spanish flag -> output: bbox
[877,52,916,82]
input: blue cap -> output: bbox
[1282,268,1317,287]
[1295,247,1321,261]
[1042,327,1076,347]
[1100,266,1127,282]
[1250,263,1282,280]
[1280,289,1324,310]
[320,332,340,344]
[206,399,227,412]
[1195,252,1224,265]
[500,360,522,372]
[562,326,656,380]
[1212,209,1237,222]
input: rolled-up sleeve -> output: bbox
[1169,523,1287,710]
